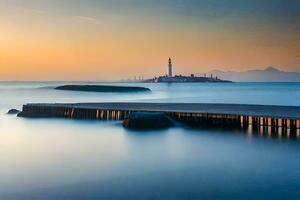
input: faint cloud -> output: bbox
[27,9,46,14]
[76,16,97,22]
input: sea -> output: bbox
[0,82,300,200]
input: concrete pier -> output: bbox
[18,102,300,132]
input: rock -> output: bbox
[123,112,174,130]
[7,109,20,114]
[55,85,151,93]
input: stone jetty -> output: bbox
[17,102,300,133]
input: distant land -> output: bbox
[208,67,300,82]
[141,58,232,83]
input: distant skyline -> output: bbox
[0,0,299,81]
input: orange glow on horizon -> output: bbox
[0,2,299,81]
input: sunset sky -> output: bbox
[0,0,299,81]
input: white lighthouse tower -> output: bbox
[168,57,173,77]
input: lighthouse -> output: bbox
[168,57,173,77]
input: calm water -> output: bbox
[1,82,300,200]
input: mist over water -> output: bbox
[1,82,300,200]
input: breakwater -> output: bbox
[18,103,300,133]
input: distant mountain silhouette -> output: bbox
[208,67,300,82]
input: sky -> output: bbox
[0,0,299,81]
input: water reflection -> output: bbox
[245,125,300,141]
[184,122,300,142]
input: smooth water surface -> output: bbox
[0,82,300,200]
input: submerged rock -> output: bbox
[123,112,174,130]
[55,85,151,93]
[7,109,20,115]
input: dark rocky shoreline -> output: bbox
[7,109,20,115]
[55,85,151,93]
